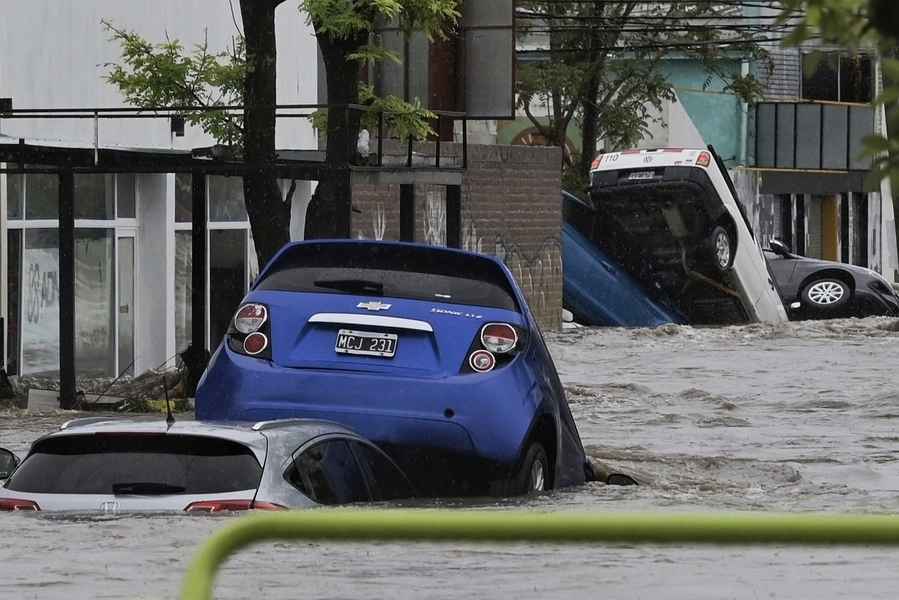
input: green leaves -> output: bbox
[102,20,245,145]
[301,0,458,39]
[309,84,436,142]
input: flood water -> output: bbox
[3,317,899,599]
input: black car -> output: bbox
[766,239,899,319]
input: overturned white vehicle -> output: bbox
[586,147,787,325]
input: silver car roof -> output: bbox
[35,417,361,463]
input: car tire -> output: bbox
[514,443,550,495]
[801,278,850,311]
[708,225,735,273]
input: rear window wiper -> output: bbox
[314,279,384,295]
[112,482,187,495]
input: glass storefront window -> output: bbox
[209,176,248,222]
[175,231,192,354]
[25,173,59,220]
[117,174,136,219]
[74,174,115,220]
[210,230,247,349]
[74,229,115,377]
[6,173,23,219]
[176,174,192,223]
[21,229,60,375]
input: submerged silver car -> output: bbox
[0,417,414,512]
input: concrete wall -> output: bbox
[0,0,317,151]
[353,144,564,330]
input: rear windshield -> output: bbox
[4,434,261,495]
[256,243,519,311]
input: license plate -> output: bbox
[335,329,398,358]
[628,171,657,180]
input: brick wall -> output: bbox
[352,143,563,330]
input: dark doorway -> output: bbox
[209,230,247,351]
[840,194,850,263]
[855,194,869,267]
[779,194,793,248]
[795,195,806,255]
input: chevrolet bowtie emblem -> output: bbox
[357,301,392,312]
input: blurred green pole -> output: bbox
[181,510,899,599]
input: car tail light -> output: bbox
[480,323,518,354]
[242,332,269,356]
[0,498,40,511]
[468,349,496,373]
[184,499,286,513]
[228,302,272,360]
[696,151,711,167]
[234,303,268,334]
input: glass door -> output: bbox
[117,236,135,376]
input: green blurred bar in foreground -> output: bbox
[181,510,899,599]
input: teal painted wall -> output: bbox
[662,59,745,166]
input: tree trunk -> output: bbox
[304,27,369,239]
[240,0,291,269]
[579,76,600,181]
[578,1,606,185]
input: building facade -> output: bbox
[0,1,318,379]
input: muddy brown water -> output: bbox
[2,318,899,599]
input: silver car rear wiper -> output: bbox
[314,279,384,295]
[112,482,187,495]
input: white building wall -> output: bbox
[135,174,172,374]
[0,2,319,378]
[0,0,318,150]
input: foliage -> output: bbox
[779,0,899,182]
[301,0,458,39]
[102,21,246,146]
[310,84,437,143]
[516,1,769,181]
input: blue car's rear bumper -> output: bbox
[197,346,541,468]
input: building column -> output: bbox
[135,173,173,374]
[58,169,76,409]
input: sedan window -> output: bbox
[287,440,369,505]
[4,434,261,494]
[349,441,415,501]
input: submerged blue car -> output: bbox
[196,240,591,496]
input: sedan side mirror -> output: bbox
[769,238,793,257]
[0,448,20,480]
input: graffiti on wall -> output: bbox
[462,196,562,321]
[424,190,446,247]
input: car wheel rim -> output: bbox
[529,460,545,492]
[808,281,845,305]
[715,232,731,268]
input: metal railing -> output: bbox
[0,103,468,170]
[180,510,899,599]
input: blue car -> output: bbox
[562,191,685,327]
[196,240,591,496]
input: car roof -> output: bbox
[266,239,507,270]
[46,417,357,446]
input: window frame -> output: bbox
[3,170,140,377]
